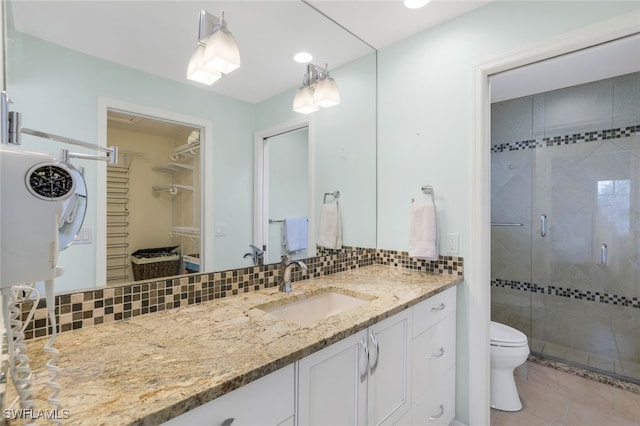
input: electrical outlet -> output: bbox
[446,233,459,254]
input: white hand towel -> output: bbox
[317,204,342,250]
[284,217,308,253]
[409,200,438,260]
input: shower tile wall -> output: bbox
[491,72,640,382]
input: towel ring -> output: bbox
[412,185,435,203]
[323,190,340,204]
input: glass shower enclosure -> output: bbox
[491,71,640,383]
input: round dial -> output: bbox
[27,163,75,200]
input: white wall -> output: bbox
[376,1,640,423]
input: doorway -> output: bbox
[254,117,315,265]
[469,16,640,424]
[97,98,214,286]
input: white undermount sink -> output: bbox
[257,289,372,326]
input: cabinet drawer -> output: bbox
[162,364,294,426]
[412,286,456,337]
[411,364,456,426]
[412,313,456,400]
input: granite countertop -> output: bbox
[12,265,461,425]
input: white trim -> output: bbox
[253,116,315,262]
[469,10,640,425]
[97,98,214,286]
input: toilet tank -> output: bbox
[1,145,69,286]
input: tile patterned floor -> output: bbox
[491,361,640,426]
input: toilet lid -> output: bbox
[490,321,528,346]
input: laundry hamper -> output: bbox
[131,246,180,281]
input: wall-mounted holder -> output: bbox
[412,185,435,203]
[323,190,340,204]
[1,92,118,164]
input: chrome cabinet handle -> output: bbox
[369,331,380,375]
[429,404,444,421]
[601,243,608,266]
[431,303,445,312]
[541,214,547,237]
[359,338,369,383]
[428,347,445,359]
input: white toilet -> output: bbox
[490,321,529,411]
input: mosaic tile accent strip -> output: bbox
[491,278,640,309]
[19,247,461,341]
[490,124,640,153]
[376,249,464,276]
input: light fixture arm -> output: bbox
[196,10,228,44]
[303,63,330,87]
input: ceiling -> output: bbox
[8,0,492,104]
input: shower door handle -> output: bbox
[541,214,547,237]
[601,243,607,266]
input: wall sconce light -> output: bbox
[187,10,241,85]
[292,63,340,114]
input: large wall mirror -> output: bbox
[4,1,377,293]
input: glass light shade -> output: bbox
[203,28,241,74]
[186,45,222,85]
[293,86,319,114]
[313,77,340,108]
[404,0,430,8]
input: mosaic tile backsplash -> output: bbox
[20,248,463,340]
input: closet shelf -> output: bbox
[169,142,200,161]
[152,162,195,174]
[152,184,194,197]
[171,226,200,238]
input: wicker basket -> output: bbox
[131,246,180,281]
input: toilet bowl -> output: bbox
[490,321,529,411]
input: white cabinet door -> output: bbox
[367,309,411,426]
[297,330,368,426]
[162,364,294,426]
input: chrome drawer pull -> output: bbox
[431,303,445,311]
[601,243,608,266]
[369,331,380,375]
[541,214,547,237]
[428,347,445,359]
[429,404,444,421]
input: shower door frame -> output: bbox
[468,11,640,425]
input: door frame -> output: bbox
[97,98,214,286]
[254,116,315,263]
[468,10,640,425]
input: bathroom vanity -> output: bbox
[16,265,460,425]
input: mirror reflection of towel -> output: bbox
[317,204,342,249]
[284,217,308,252]
[409,200,438,260]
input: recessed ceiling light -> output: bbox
[294,51,313,63]
[404,0,430,9]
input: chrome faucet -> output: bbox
[279,254,308,292]
[243,245,264,266]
